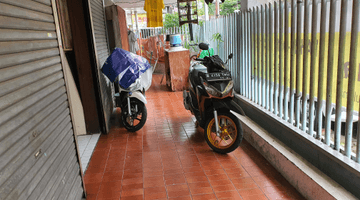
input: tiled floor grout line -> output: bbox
[175,121,194,200]
[184,123,220,200]
[95,144,111,200]
[215,153,248,200]
[231,151,271,200]
[160,122,172,200]
[141,130,144,200]
[120,134,129,199]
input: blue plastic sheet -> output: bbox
[101,48,151,89]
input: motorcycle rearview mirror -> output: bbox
[225,53,233,64]
[199,43,209,51]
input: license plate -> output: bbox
[205,72,232,81]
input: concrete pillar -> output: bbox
[134,10,139,32]
[215,0,220,18]
[241,0,249,11]
[242,0,274,11]
[131,10,134,27]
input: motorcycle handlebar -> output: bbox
[195,58,205,61]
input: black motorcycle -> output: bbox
[183,43,245,153]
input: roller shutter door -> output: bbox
[0,0,84,200]
[89,0,113,133]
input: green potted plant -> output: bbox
[211,33,223,53]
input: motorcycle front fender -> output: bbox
[129,91,147,104]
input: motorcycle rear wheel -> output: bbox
[121,98,147,132]
[204,111,243,154]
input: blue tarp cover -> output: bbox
[101,48,151,89]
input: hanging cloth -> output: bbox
[144,0,164,27]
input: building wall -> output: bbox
[241,0,275,11]
[117,6,130,51]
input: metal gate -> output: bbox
[0,0,84,199]
[89,0,113,133]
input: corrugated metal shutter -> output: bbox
[0,0,84,200]
[89,0,113,133]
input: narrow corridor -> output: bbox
[84,74,305,200]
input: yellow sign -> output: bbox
[132,13,147,28]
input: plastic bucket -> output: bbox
[170,34,182,47]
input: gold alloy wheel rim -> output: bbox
[207,115,237,149]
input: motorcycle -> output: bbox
[102,48,152,132]
[183,43,245,153]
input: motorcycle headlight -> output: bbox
[223,80,233,95]
[203,81,220,97]
[203,80,234,97]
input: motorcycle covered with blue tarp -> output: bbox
[102,48,152,132]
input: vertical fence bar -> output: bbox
[269,3,274,112]
[245,12,249,97]
[238,13,242,94]
[227,16,229,69]
[232,15,234,69]
[284,0,289,121]
[302,0,310,132]
[290,0,296,124]
[225,16,228,61]
[258,7,262,105]
[266,4,269,110]
[247,11,252,99]
[345,0,359,157]
[241,12,245,95]
[229,15,231,68]
[309,0,319,137]
[252,9,256,101]
[231,16,234,88]
[274,1,279,115]
[316,0,327,138]
[324,0,337,146]
[229,16,232,64]
[334,0,349,150]
[234,14,238,92]
[261,5,265,107]
[279,0,284,118]
[224,16,227,61]
[254,8,259,103]
[256,7,260,104]
[358,98,360,162]
[295,0,303,128]
[242,12,246,96]
[221,17,223,58]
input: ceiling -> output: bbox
[104,0,178,11]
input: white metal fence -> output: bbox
[194,0,360,163]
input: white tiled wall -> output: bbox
[78,134,100,174]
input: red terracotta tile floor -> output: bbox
[84,74,305,200]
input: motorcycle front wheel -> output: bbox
[121,98,147,132]
[204,111,243,154]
